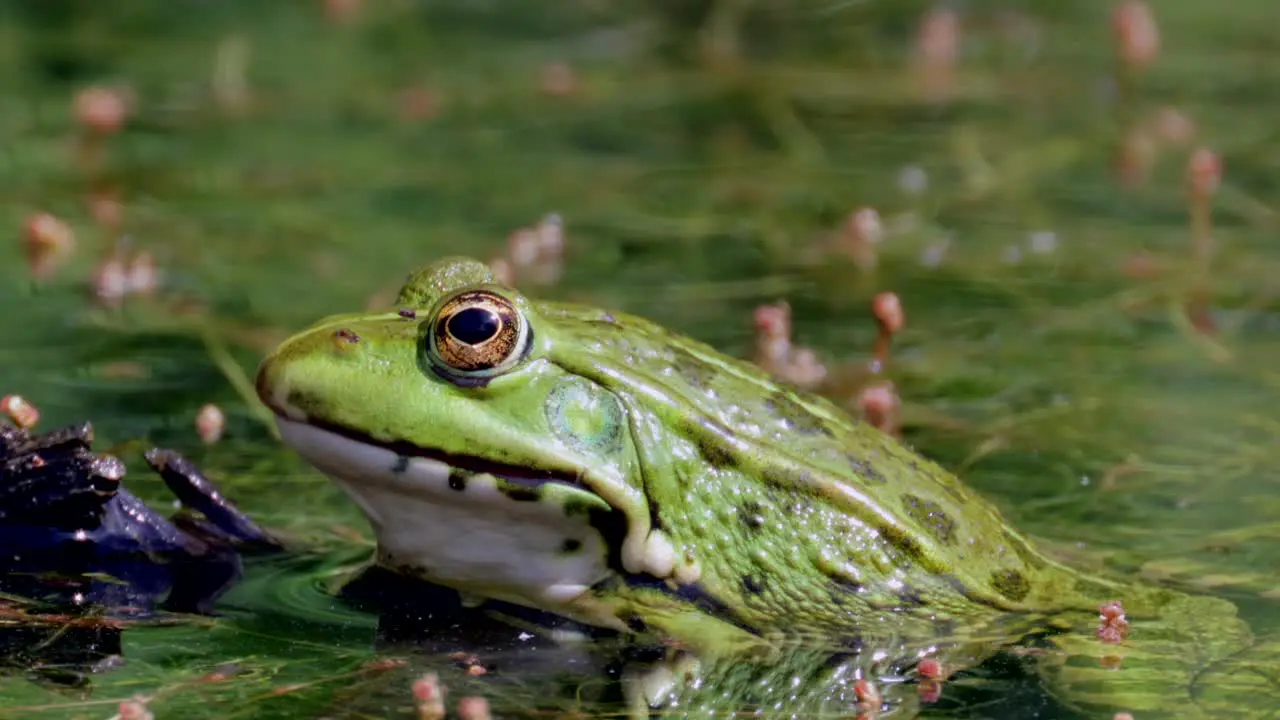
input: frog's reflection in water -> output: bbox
[342,566,1056,719]
[0,559,1056,718]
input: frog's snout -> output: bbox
[255,354,308,422]
[255,322,379,423]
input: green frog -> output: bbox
[255,257,1276,717]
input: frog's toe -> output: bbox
[143,448,282,552]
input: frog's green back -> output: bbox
[536,301,1150,633]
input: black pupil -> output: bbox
[447,307,500,345]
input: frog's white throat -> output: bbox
[273,417,615,616]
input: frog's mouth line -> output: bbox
[275,415,594,494]
[272,415,769,639]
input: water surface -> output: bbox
[1,2,1278,717]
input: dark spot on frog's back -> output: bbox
[764,393,835,437]
[877,523,927,564]
[900,494,956,545]
[788,501,812,515]
[762,464,815,490]
[738,501,765,530]
[828,573,864,594]
[991,569,1031,603]
[742,574,765,595]
[683,417,735,469]
[940,573,972,599]
[845,453,887,485]
[893,583,926,607]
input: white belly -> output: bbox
[275,419,613,612]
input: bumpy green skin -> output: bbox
[256,257,1266,716]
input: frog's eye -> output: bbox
[426,289,529,379]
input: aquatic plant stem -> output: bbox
[1185,148,1221,334]
[199,323,280,440]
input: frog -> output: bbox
[254,256,1279,718]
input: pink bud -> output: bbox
[74,86,131,135]
[1187,147,1222,200]
[872,292,904,335]
[1112,1,1159,69]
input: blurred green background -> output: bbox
[1,1,1278,717]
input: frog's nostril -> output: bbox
[332,328,362,349]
